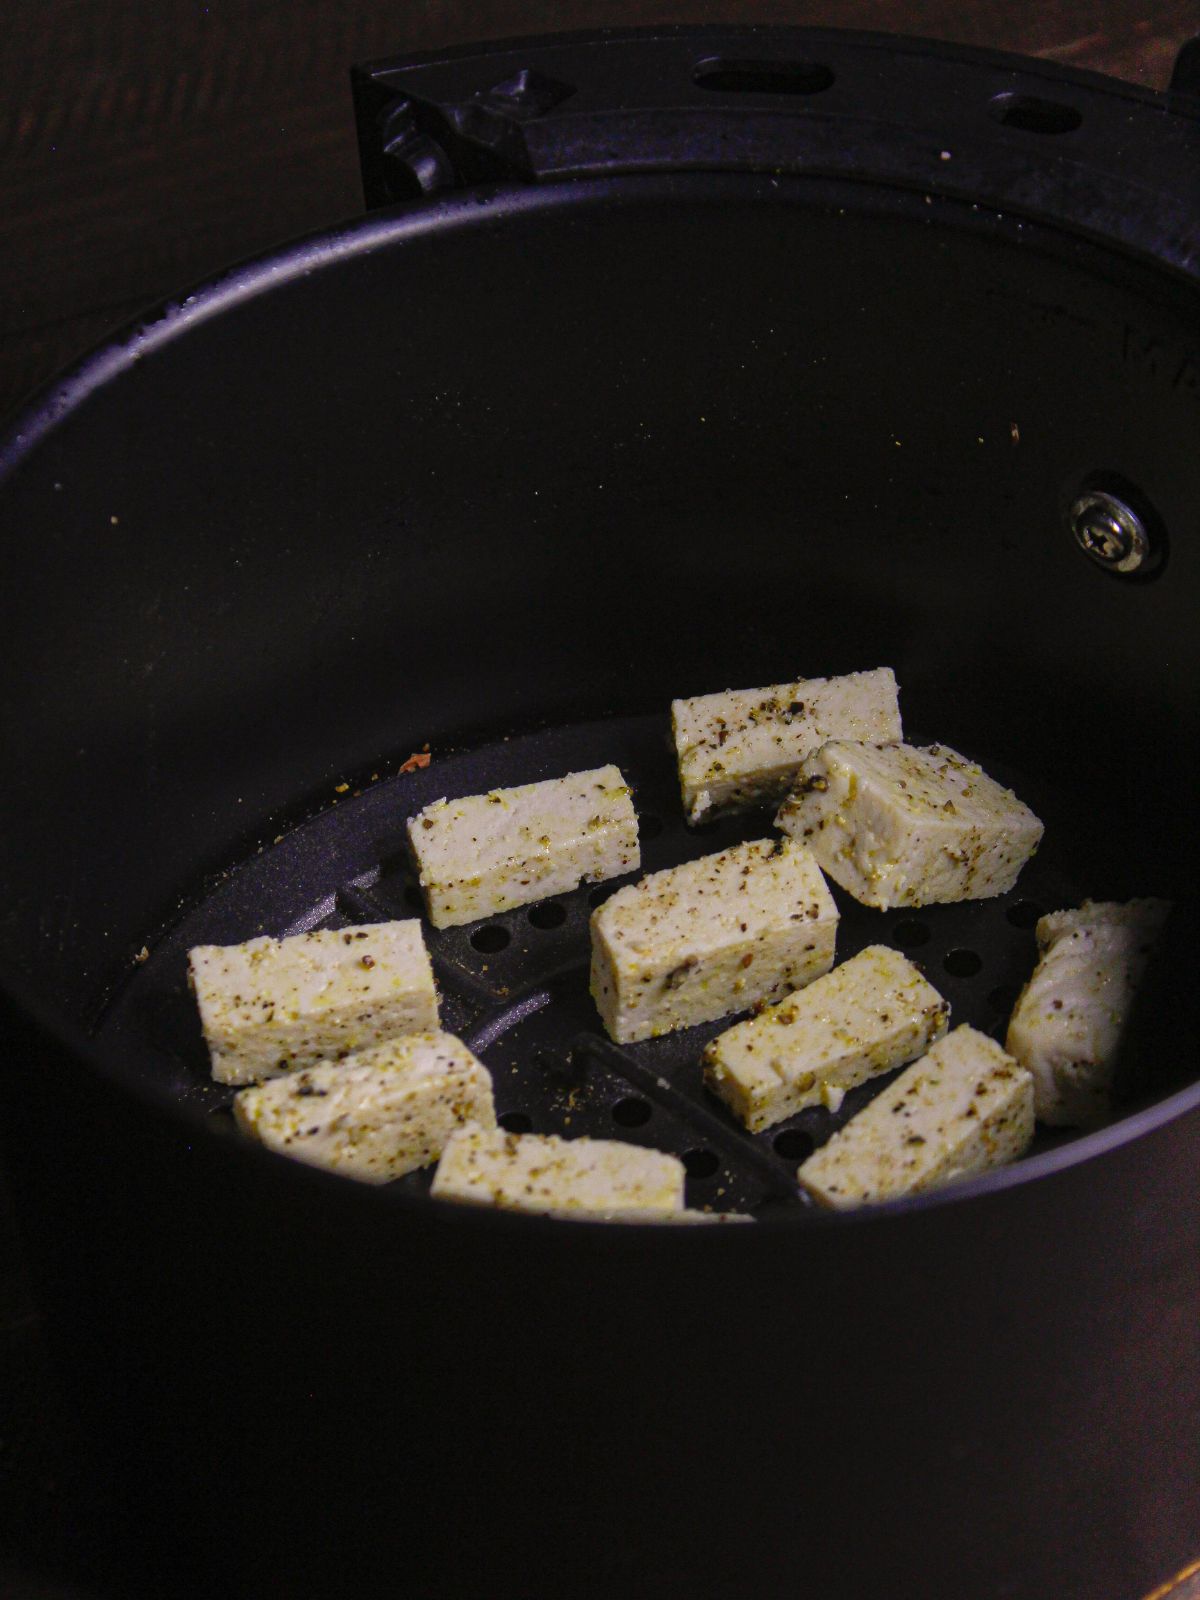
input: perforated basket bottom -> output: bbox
[98,713,1096,1215]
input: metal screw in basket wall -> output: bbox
[1069,489,1152,574]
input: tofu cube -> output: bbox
[589,838,839,1044]
[703,944,950,1132]
[233,1031,495,1184]
[407,764,639,929]
[190,921,439,1086]
[776,740,1043,909]
[430,1125,686,1216]
[1006,898,1171,1127]
[797,1025,1035,1208]
[671,666,901,823]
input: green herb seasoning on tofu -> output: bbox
[797,1025,1035,1208]
[671,667,901,823]
[776,740,1043,909]
[234,1031,495,1184]
[589,838,839,1044]
[431,1125,686,1216]
[704,945,950,1133]
[407,764,639,929]
[189,921,438,1086]
[1006,898,1171,1127]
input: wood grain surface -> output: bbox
[1,0,1195,421]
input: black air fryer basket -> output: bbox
[1,27,1198,1600]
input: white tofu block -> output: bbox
[430,1125,686,1216]
[703,944,950,1132]
[776,740,1043,910]
[797,1025,1035,1209]
[589,838,839,1044]
[671,667,901,823]
[190,922,439,1086]
[233,1032,495,1184]
[407,764,639,929]
[1006,898,1171,1127]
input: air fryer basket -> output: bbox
[1,27,1198,1600]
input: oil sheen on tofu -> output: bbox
[703,944,950,1132]
[1005,898,1171,1127]
[589,838,839,1044]
[671,666,901,823]
[776,740,1043,910]
[189,921,439,1086]
[797,1025,1035,1208]
[431,1125,686,1216]
[234,1032,495,1183]
[407,764,639,929]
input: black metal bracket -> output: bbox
[352,25,1200,278]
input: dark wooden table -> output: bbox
[1,4,1196,1596]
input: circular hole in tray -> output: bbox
[498,1110,533,1134]
[527,900,567,930]
[892,919,931,949]
[640,813,664,840]
[988,984,1020,1014]
[682,1148,720,1179]
[611,1096,652,1128]
[470,924,511,954]
[772,1128,815,1162]
[943,948,983,978]
[1006,901,1043,929]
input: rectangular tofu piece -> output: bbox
[797,1025,1035,1209]
[589,838,839,1044]
[233,1032,495,1184]
[407,764,639,929]
[671,667,901,823]
[189,921,439,1086]
[703,944,950,1132]
[1006,898,1171,1127]
[430,1125,685,1216]
[776,740,1043,909]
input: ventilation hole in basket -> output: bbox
[404,884,425,912]
[498,1110,533,1134]
[989,92,1082,136]
[611,1096,652,1128]
[683,1148,720,1179]
[892,919,931,949]
[943,948,982,978]
[694,58,835,96]
[640,813,664,840]
[527,901,567,929]
[470,924,511,953]
[989,984,1020,1014]
[587,884,615,908]
[773,1128,815,1162]
[1006,901,1043,929]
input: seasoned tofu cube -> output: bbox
[589,838,839,1044]
[671,667,901,823]
[407,764,639,929]
[776,740,1043,909]
[1006,898,1171,1127]
[797,1025,1034,1208]
[431,1125,685,1216]
[189,922,439,1086]
[233,1032,495,1184]
[703,944,950,1132]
